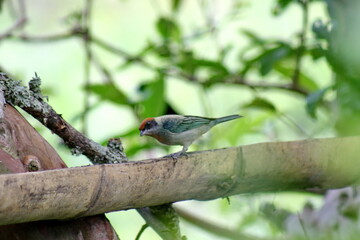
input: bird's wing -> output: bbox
[163,116,214,133]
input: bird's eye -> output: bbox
[143,120,157,130]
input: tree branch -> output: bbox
[226,75,309,96]
[0,136,359,226]
[0,73,127,164]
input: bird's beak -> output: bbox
[140,130,145,136]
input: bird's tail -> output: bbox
[214,114,243,125]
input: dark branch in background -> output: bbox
[163,67,309,96]
[92,37,311,96]
[175,207,270,240]
[135,224,149,240]
[2,27,310,97]
[224,75,309,96]
[91,36,155,68]
[292,0,309,87]
[15,32,75,42]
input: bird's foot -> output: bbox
[163,151,187,160]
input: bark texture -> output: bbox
[0,136,359,226]
[0,72,126,164]
[0,105,118,240]
[0,73,180,240]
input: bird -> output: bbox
[139,114,243,158]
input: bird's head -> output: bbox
[139,117,159,136]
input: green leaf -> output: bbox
[207,73,230,84]
[177,50,196,75]
[192,59,229,75]
[172,0,182,12]
[138,42,156,57]
[299,74,319,91]
[240,43,293,77]
[118,43,155,69]
[154,44,173,58]
[156,17,181,41]
[274,62,319,91]
[239,55,259,77]
[239,31,266,75]
[138,76,166,119]
[0,0,4,12]
[306,87,330,118]
[312,19,329,40]
[259,44,292,76]
[272,0,295,16]
[219,44,233,61]
[260,203,290,231]
[176,49,229,80]
[63,11,83,26]
[242,30,265,46]
[243,98,277,112]
[87,84,128,105]
[309,44,327,60]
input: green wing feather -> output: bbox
[163,116,214,133]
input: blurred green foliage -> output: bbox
[1,0,360,239]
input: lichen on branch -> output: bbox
[0,72,127,164]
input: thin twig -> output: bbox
[278,112,310,138]
[297,212,311,240]
[90,53,116,85]
[292,0,309,87]
[134,224,149,240]
[228,75,309,96]
[91,36,154,68]
[174,206,273,240]
[14,32,75,42]
[81,0,94,135]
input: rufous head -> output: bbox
[139,117,158,136]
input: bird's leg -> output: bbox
[163,146,188,159]
[180,146,188,158]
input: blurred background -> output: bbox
[1,0,360,239]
